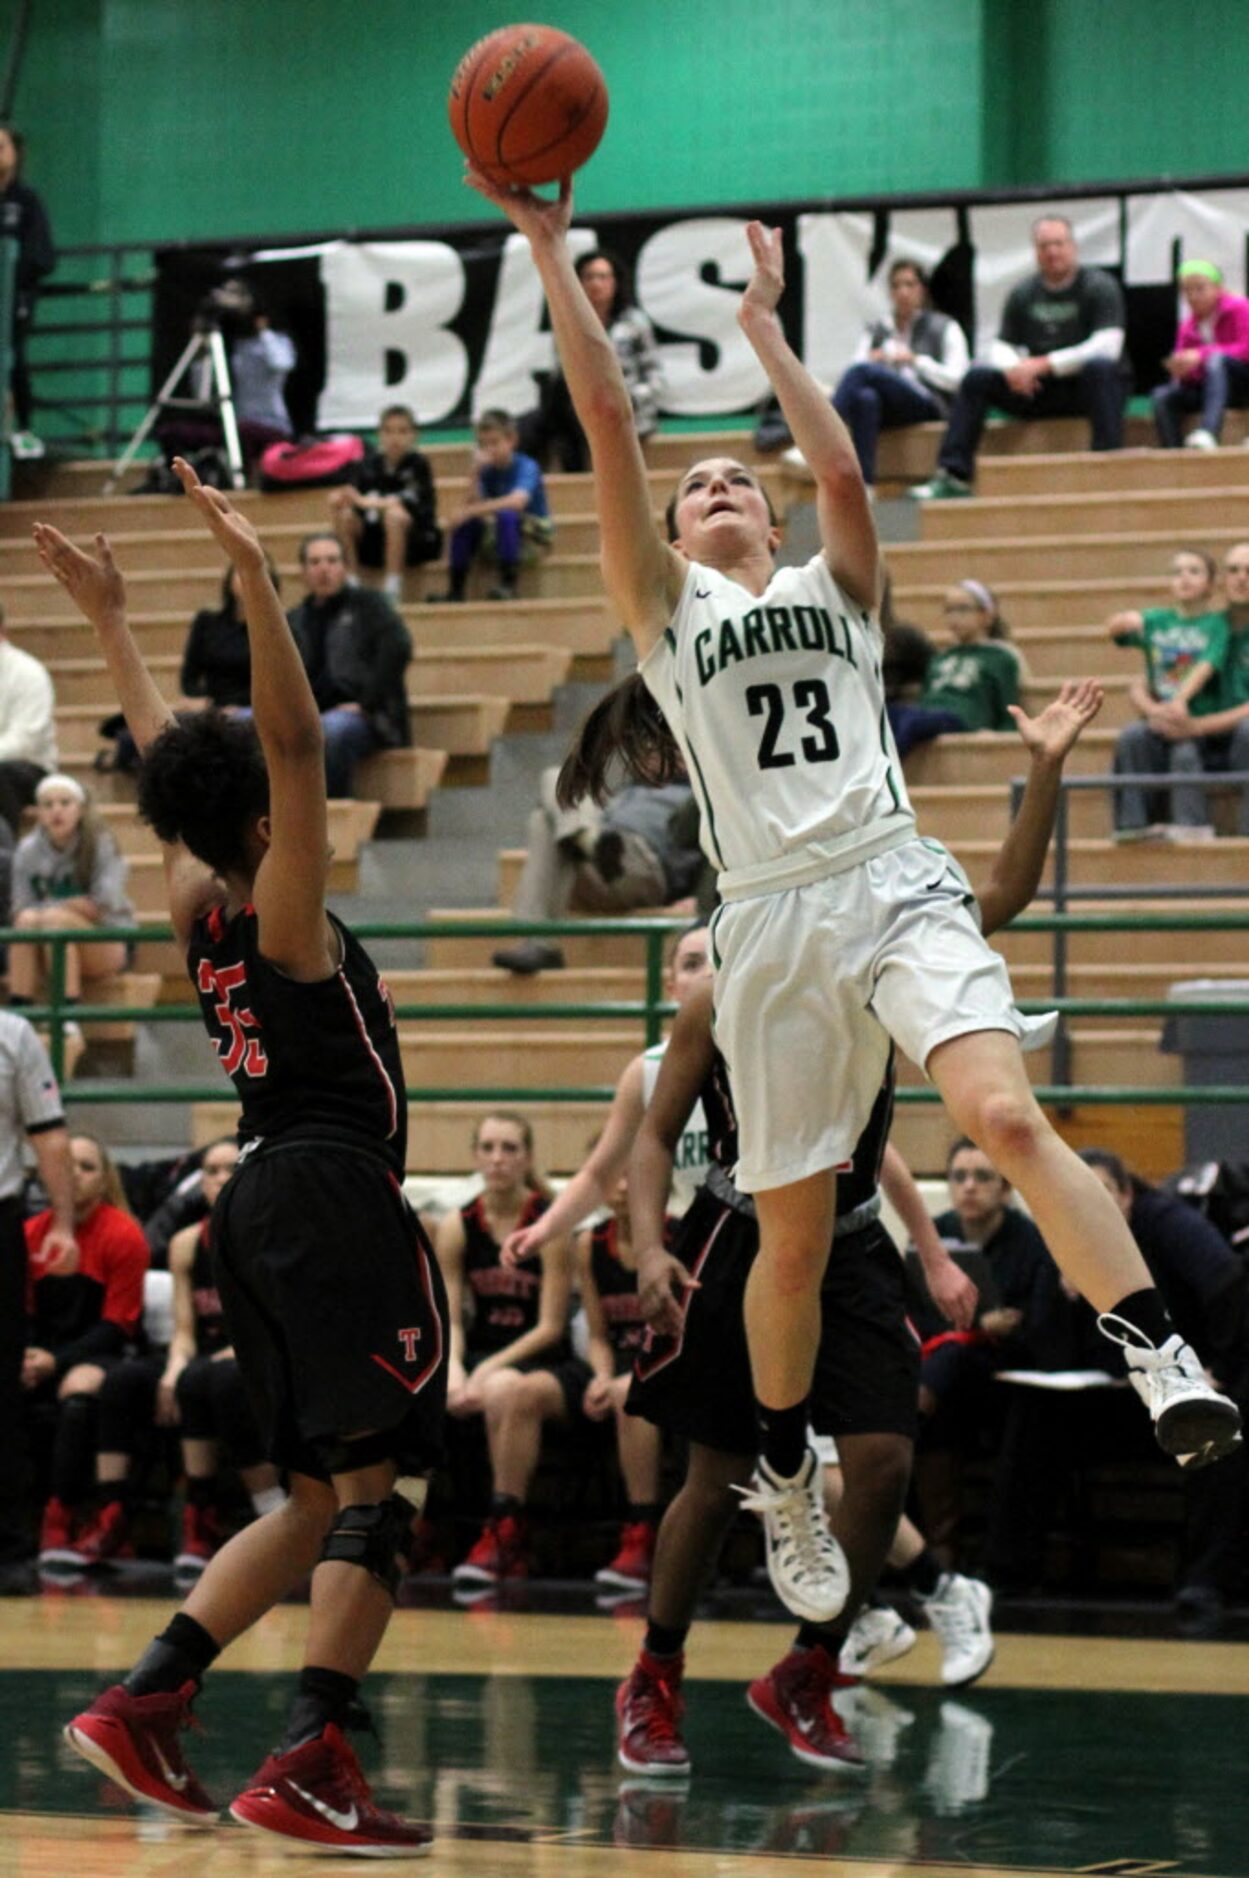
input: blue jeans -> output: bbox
[449,509,524,579]
[887,702,966,760]
[832,362,943,484]
[1152,352,1249,446]
[321,707,380,798]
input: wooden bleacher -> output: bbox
[6,425,1247,1165]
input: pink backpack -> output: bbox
[258,434,365,489]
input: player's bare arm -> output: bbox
[31,519,217,946]
[464,169,681,653]
[736,221,879,611]
[978,678,1103,937]
[628,984,714,1335]
[502,1053,647,1265]
[174,459,334,982]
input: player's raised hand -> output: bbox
[1008,677,1103,765]
[463,166,573,247]
[172,457,268,574]
[32,524,127,634]
[740,221,785,319]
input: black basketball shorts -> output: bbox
[627,1187,920,1456]
[210,1142,449,1480]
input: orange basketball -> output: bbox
[448,23,608,188]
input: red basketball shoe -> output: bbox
[747,1645,867,1773]
[615,1652,691,1777]
[67,1500,133,1568]
[595,1520,657,1591]
[174,1501,224,1575]
[38,1496,82,1567]
[229,1723,432,1856]
[64,1680,219,1821]
[451,1513,528,1585]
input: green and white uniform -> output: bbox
[920,640,1021,732]
[640,552,1051,1193]
[641,1040,709,1215]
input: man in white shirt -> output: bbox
[0,607,57,834]
[914,216,1126,498]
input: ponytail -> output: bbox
[555,674,684,809]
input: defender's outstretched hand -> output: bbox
[32,524,126,634]
[463,166,573,246]
[1008,678,1103,764]
[172,457,267,573]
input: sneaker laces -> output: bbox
[630,1669,684,1743]
[1095,1311,1164,1356]
[924,1580,979,1649]
[736,1472,842,1587]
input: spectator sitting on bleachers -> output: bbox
[519,249,664,472]
[912,1138,1061,1564]
[1152,260,1249,452]
[1110,548,1226,842]
[327,403,442,601]
[1080,1148,1249,1628]
[0,605,57,838]
[493,760,702,976]
[0,125,55,462]
[286,532,412,797]
[8,775,131,1013]
[889,580,1022,760]
[1143,542,1249,836]
[785,259,969,494]
[25,1133,148,1566]
[575,1170,661,1593]
[431,408,553,604]
[436,1112,582,1588]
[913,214,1126,499]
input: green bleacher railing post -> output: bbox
[46,935,66,1084]
[644,928,665,1048]
[0,235,17,499]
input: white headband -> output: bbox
[35,773,87,805]
[959,579,997,617]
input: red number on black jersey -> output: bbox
[197,958,269,1079]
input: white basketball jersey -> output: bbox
[641,1039,708,1214]
[640,553,913,883]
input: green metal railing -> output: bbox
[5,909,1249,1113]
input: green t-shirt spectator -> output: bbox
[1120,608,1227,714]
[1219,620,1249,711]
[918,641,1021,732]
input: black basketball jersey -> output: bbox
[186,903,406,1172]
[703,1043,895,1220]
[588,1216,648,1364]
[189,1221,229,1357]
[462,1190,546,1356]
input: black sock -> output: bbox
[126,1612,220,1696]
[628,1504,661,1527]
[794,1620,843,1654]
[643,1620,688,1660]
[185,1475,216,1509]
[280,1665,360,1753]
[757,1399,810,1479]
[448,568,467,600]
[1106,1287,1174,1349]
[496,563,518,593]
[901,1546,943,1598]
[490,1492,522,1521]
[8,994,31,1008]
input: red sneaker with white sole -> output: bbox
[615,1652,691,1777]
[595,1521,657,1591]
[174,1501,223,1574]
[64,1680,219,1821]
[229,1722,432,1856]
[38,1496,81,1567]
[450,1513,528,1585]
[747,1645,867,1773]
[67,1500,133,1568]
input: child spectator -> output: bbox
[1152,261,1249,451]
[1144,542,1249,836]
[1110,549,1227,841]
[436,1112,580,1586]
[519,249,665,472]
[327,404,442,600]
[25,1134,148,1564]
[8,775,132,1010]
[575,1171,661,1593]
[889,581,1022,760]
[433,409,553,603]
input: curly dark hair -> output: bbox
[136,709,269,879]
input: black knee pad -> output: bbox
[319,1494,414,1599]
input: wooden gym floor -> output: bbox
[1,1595,1247,1874]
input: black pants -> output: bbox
[0,762,46,839]
[938,357,1127,480]
[0,1197,27,1552]
[517,374,588,472]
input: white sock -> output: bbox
[382,572,402,599]
[251,1484,287,1517]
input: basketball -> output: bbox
[448,23,608,188]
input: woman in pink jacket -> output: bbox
[1153,259,1249,450]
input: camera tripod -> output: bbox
[104,323,245,495]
